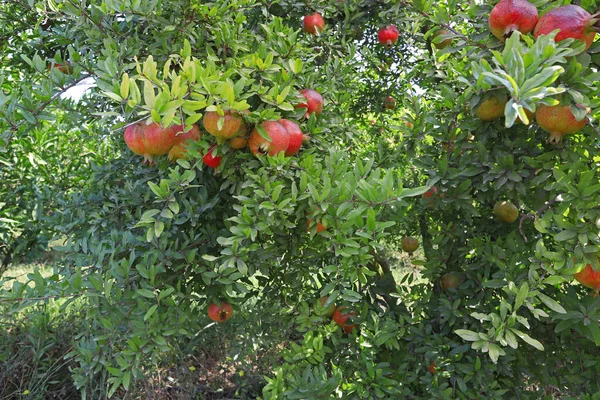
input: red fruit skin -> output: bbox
[168,124,202,161]
[202,145,222,168]
[534,5,596,52]
[535,104,588,144]
[296,89,324,118]
[207,301,233,322]
[573,264,600,292]
[488,0,538,41]
[279,119,303,156]
[203,110,246,139]
[249,121,290,156]
[332,306,358,334]
[385,96,396,110]
[423,186,438,198]
[303,13,326,34]
[124,122,177,164]
[428,362,437,375]
[378,25,399,45]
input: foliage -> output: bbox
[1,0,600,398]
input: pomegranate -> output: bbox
[248,121,290,156]
[536,104,588,144]
[124,121,178,164]
[533,5,598,52]
[279,119,306,156]
[494,200,519,223]
[488,0,538,41]
[168,124,202,161]
[315,296,336,317]
[423,186,438,199]
[207,301,233,322]
[307,218,327,233]
[378,25,399,46]
[202,145,222,168]
[203,110,247,140]
[428,361,437,375]
[49,62,74,74]
[475,95,508,121]
[432,29,453,49]
[229,136,248,149]
[573,263,600,293]
[385,96,396,110]
[332,306,358,334]
[441,272,464,290]
[401,236,419,253]
[296,89,323,118]
[303,13,326,34]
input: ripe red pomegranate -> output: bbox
[168,124,202,161]
[303,13,326,34]
[475,95,508,121]
[385,96,396,110]
[423,186,438,199]
[49,62,74,74]
[249,121,290,156]
[378,25,399,45]
[332,306,358,334]
[428,361,437,375]
[573,263,600,293]
[202,145,222,168]
[203,110,247,140]
[534,5,598,52]
[207,301,233,322]
[307,218,327,233]
[279,119,306,156]
[536,104,588,144]
[296,89,323,118]
[124,121,178,164]
[488,0,538,41]
[315,296,336,317]
[401,236,419,253]
[432,29,453,49]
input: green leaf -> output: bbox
[455,329,481,341]
[511,328,544,350]
[537,293,567,314]
[514,283,529,311]
[144,304,158,321]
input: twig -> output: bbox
[519,195,559,242]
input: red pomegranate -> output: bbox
[303,13,326,34]
[535,104,588,144]
[207,301,233,322]
[573,263,600,293]
[203,110,247,140]
[423,186,438,199]
[385,96,396,110]
[489,0,538,41]
[332,306,358,334]
[124,121,178,164]
[202,145,222,168]
[296,89,323,118]
[279,119,306,156]
[249,121,290,156]
[534,5,598,52]
[168,124,202,161]
[378,25,399,46]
